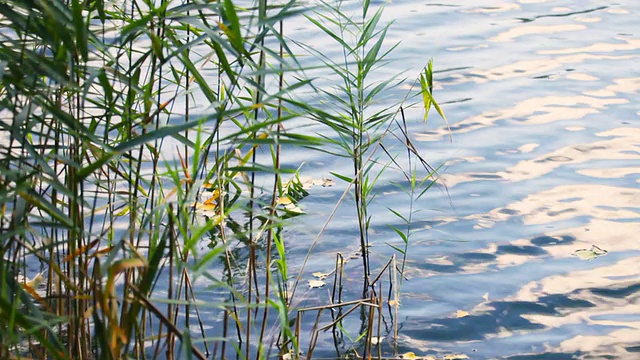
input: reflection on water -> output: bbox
[288,0,640,358]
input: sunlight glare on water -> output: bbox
[286,0,640,358]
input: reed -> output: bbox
[285,0,447,356]
[0,0,446,358]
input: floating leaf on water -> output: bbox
[23,272,44,289]
[281,349,304,360]
[320,178,335,187]
[573,245,608,260]
[482,292,490,302]
[284,203,304,214]
[203,197,217,206]
[194,202,218,218]
[277,196,293,205]
[400,352,418,359]
[298,176,336,189]
[312,272,331,279]
[308,279,325,288]
[389,299,400,307]
[281,350,294,360]
[193,202,224,224]
[203,189,220,205]
[590,245,607,255]
[455,310,470,318]
[297,176,315,190]
[443,354,469,360]
[574,249,597,260]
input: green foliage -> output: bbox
[298,0,403,292]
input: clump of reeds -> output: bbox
[0,0,446,358]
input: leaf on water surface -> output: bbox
[202,182,215,190]
[399,352,438,360]
[276,196,293,205]
[388,299,400,307]
[308,279,325,288]
[312,271,331,279]
[443,354,469,360]
[192,203,224,225]
[299,176,336,189]
[281,349,304,360]
[203,189,220,205]
[573,245,607,260]
[482,292,489,302]
[400,352,418,359]
[320,178,335,187]
[194,202,217,218]
[455,310,470,318]
[22,272,45,289]
[283,203,304,214]
[573,250,598,260]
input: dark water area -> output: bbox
[277,0,640,359]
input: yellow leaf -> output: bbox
[110,258,146,274]
[308,279,325,288]
[115,205,130,217]
[106,259,146,296]
[24,272,44,289]
[202,182,215,190]
[573,245,607,260]
[455,310,470,318]
[276,196,292,205]
[400,352,417,359]
[195,202,218,217]
[444,354,469,360]
[389,299,400,307]
[284,203,304,214]
[64,239,100,263]
[203,190,219,205]
[90,245,115,259]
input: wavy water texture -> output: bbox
[276,0,640,358]
[319,0,640,359]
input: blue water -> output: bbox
[276,1,640,359]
